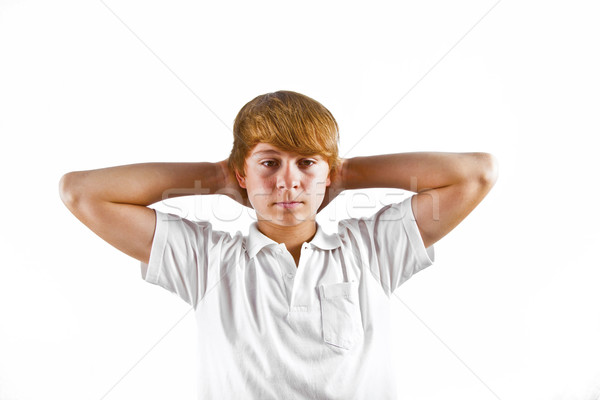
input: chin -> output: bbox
[259,212,316,226]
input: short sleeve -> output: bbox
[140,209,234,308]
[338,195,435,297]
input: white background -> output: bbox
[1,0,599,399]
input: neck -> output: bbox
[257,219,317,251]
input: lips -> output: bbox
[274,201,303,209]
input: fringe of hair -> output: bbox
[228,90,341,177]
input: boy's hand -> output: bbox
[317,158,347,214]
[217,159,253,209]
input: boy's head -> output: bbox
[228,90,341,225]
[228,90,341,179]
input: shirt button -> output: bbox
[286,273,294,279]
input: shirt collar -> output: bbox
[246,221,342,259]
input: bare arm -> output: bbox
[60,162,226,206]
[59,162,233,264]
[342,152,499,248]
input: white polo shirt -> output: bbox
[141,195,435,400]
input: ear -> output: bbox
[235,169,246,189]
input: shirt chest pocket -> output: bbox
[318,280,364,350]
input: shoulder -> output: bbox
[154,209,246,252]
[337,196,413,238]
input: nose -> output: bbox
[276,162,300,191]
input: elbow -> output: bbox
[459,152,499,188]
[473,152,499,188]
[59,172,82,207]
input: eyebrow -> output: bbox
[251,150,321,160]
[251,150,281,158]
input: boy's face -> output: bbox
[235,142,331,226]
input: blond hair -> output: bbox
[228,90,341,178]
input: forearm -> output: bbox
[343,152,497,192]
[60,162,223,207]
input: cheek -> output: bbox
[246,176,275,195]
[308,173,330,191]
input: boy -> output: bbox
[59,90,498,399]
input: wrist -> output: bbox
[339,157,355,191]
[215,159,230,190]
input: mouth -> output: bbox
[274,201,303,209]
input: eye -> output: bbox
[299,159,316,167]
[261,160,278,167]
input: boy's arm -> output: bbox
[59,162,228,264]
[342,152,499,248]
